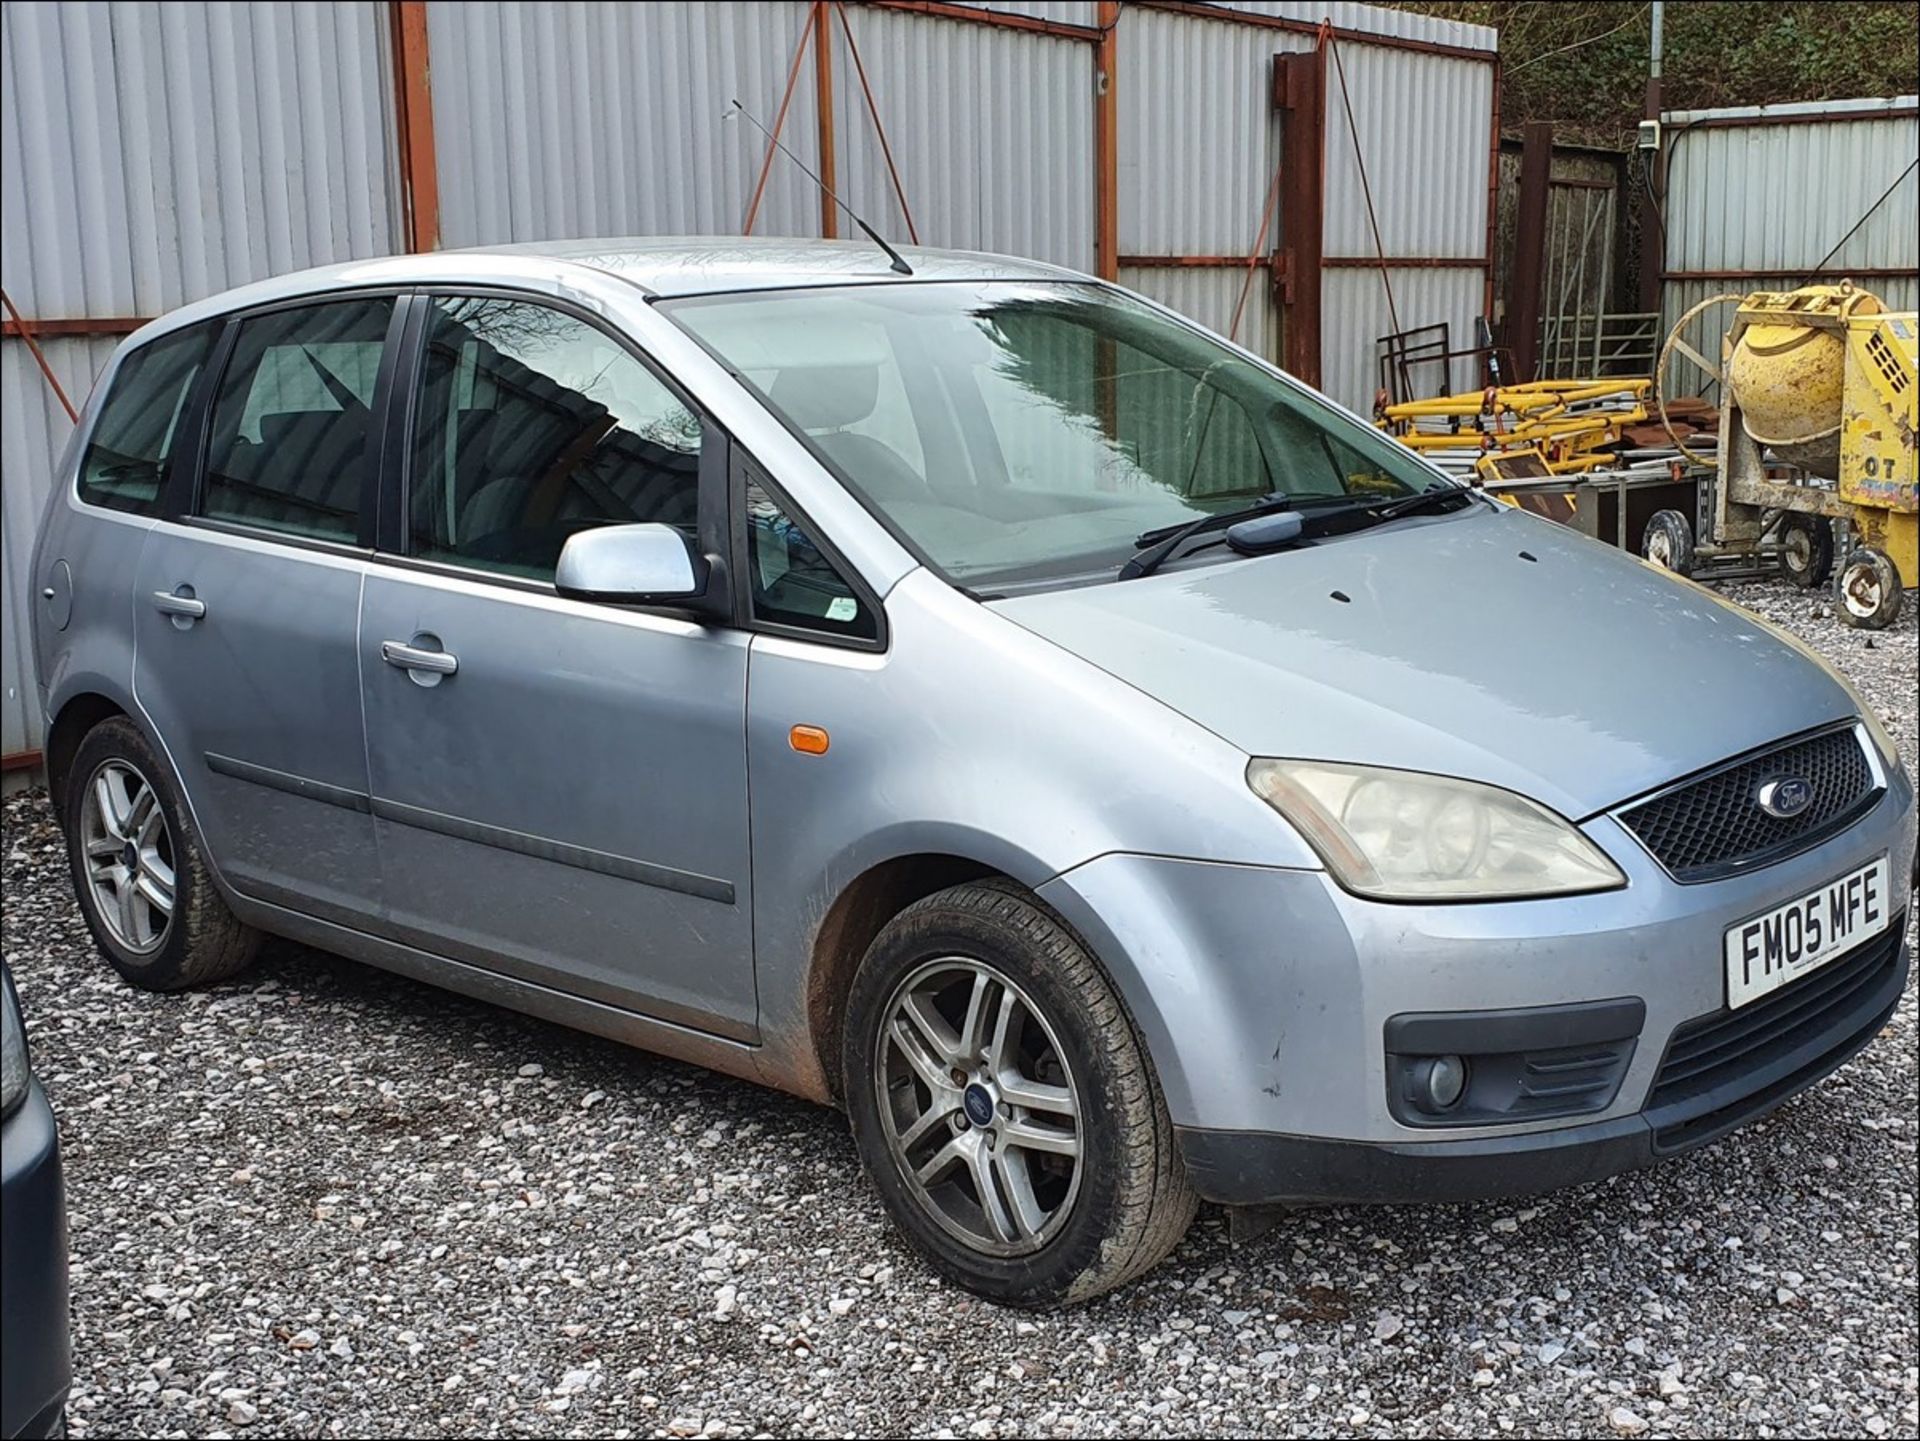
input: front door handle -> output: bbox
[151,590,206,620]
[381,640,459,676]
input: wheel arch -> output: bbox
[44,690,133,820]
[805,851,1004,1102]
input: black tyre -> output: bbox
[63,717,259,991]
[842,880,1197,1307]
[1835,546,1904,630]
[1778,513,1834,589]
[1641,509,1694,575]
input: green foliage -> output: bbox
[1391,1,1920,145]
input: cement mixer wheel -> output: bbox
[1835,547,1903,630]
[1778,513,1834,589]
[1642,510,1694,576]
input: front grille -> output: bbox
[1619,726,1877,882]
[1646,916,1905,1151]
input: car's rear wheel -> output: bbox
[843,880,1196,1306]
[64,718,259,991]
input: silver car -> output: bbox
[28,240,1915,1306]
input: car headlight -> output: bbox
[1,972,28,1119]
[1247,759,1627,901]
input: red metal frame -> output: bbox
[2,751,43,775]
[742,13,817,235]
[1138,0,1494,64]
[861,0,1102,43]
[1484,54,1501,328]
[837,1,920,244]
[388,1,440,252]
[814,2,838,238]
[1094,1,1120,279]
[1274,48,1326,385]
[1507,120,1553,383]
[0,315,148,338]
[1121,255,1487,269]
[0,288,79,422]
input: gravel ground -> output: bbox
[3,577,1915,1441]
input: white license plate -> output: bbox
[1723,856,1892,1010]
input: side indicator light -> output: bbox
[789,725,830,755]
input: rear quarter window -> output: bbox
[78,323,219,515]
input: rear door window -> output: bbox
[201,298,395,542]
[78,323,218,515]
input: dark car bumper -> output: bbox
[1179,934,1908,1207]
[2,1082,70,1440]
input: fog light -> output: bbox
[1410,1054,1468,1113]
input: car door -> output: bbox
[133,294,400,924]
[357,292,757,1039]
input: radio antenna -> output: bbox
[729,99,913,276]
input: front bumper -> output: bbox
[1177,932,1907,1205]
[2,1081,71,1441]
[1037,765,1916,1204]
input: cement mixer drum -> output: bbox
[1724,284,1884,478]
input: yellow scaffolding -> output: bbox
[1375,379,1651,475]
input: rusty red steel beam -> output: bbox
[1483,52,1501,345]
[742,10,817,235]
[860,0,1102,43]
[814,1,838,238]
[0,289,80,422]
[2,751,44,775]
[1,315,149,338]
[837,0,920,244]
[388,1,440,252]
[1136,1,1495,64]
[1119,254,1489,269]
[1507,120,1553,383]
[1274,46,1325,385]
[1094,0,1120,279]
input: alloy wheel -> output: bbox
[80,759,175,954]
[875,958,1083,1256]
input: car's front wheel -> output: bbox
[843,880,1197,1306]
[63,717,259,991]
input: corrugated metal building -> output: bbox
[1,0,1499,769]
[1661,94,1920,394]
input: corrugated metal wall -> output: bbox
[425,1,823,246]
[1661,96,1920,395]
[831,5,1095,271]
[1116,3,1306,365]
[0,0,398,763]
[2,0,1499,763]
[1321,38,1493,404]
[1115,3,1493,408]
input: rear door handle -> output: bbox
[151,590,206,619]
[381,640,459,676]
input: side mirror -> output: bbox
[555,523,712,605]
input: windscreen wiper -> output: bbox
[1288,484,1473,534]
[1121,495,1293,581]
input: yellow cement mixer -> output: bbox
[1653,282,1918,629]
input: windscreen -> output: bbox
[664,282,1438,588]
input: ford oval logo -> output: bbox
[1756,776,1814,819]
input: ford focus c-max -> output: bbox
[29,240,1915,1305]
